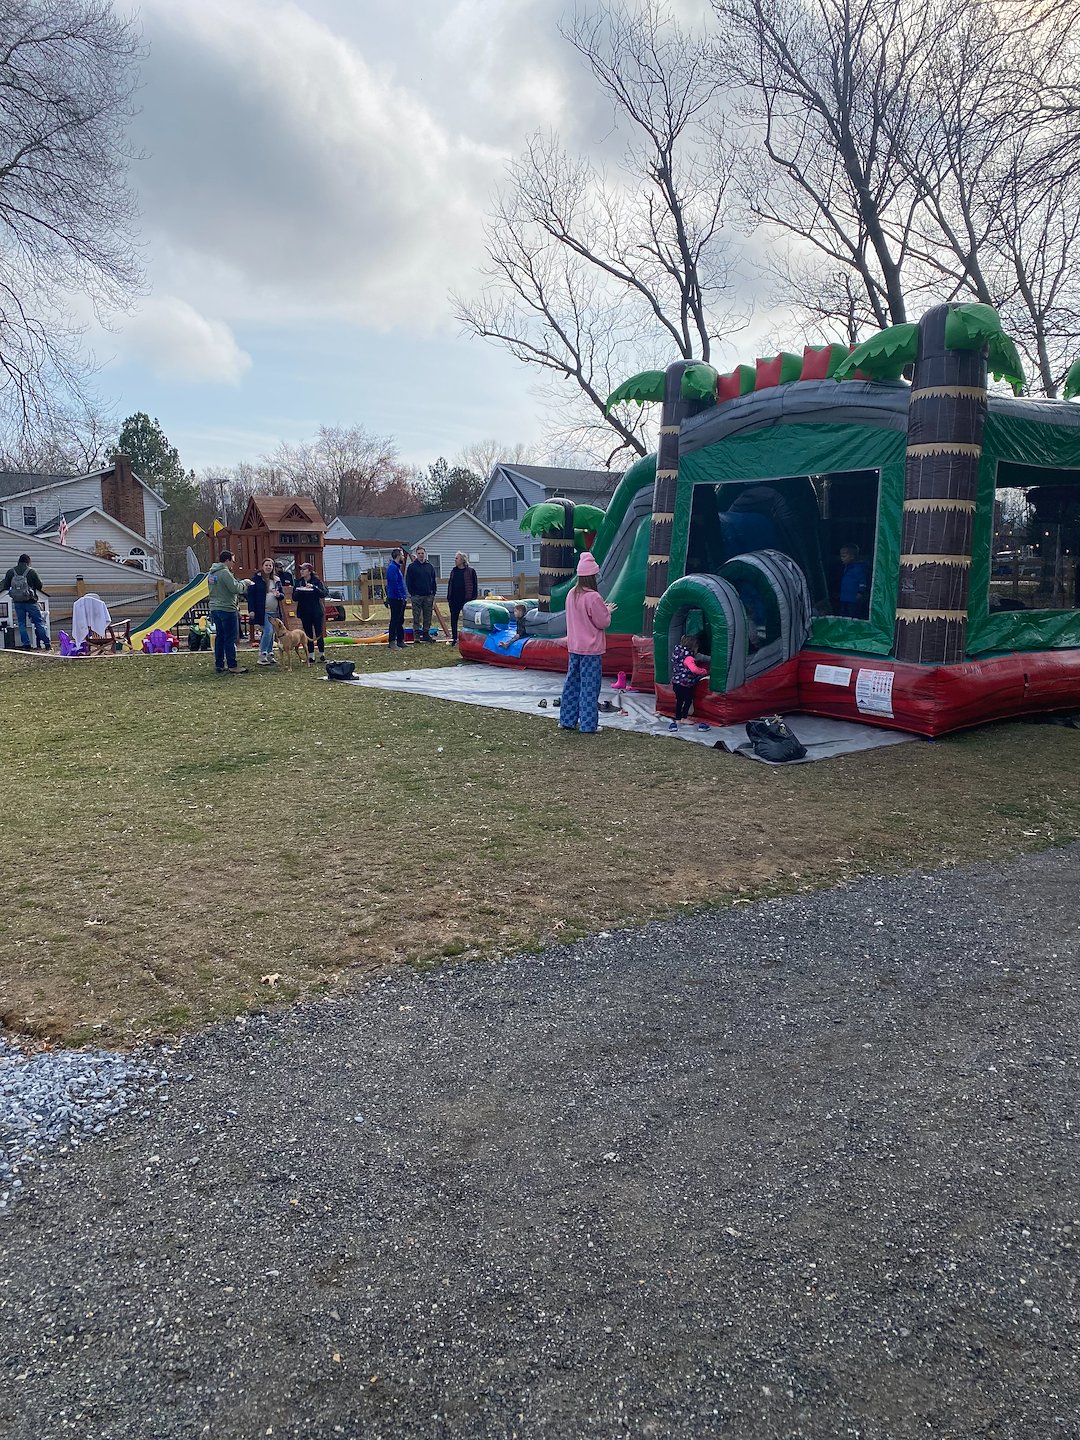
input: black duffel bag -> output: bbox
[745,715,807,763]
[325,660,356,681]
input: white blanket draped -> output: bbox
[72,594,113,647]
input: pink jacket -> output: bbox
[565,585,612,655]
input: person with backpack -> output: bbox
[206,549,251,675]
[1,553,50,650]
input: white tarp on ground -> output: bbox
[342,664,918,762]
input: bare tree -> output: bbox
[197,427,421,527]
[895,5,1080,393]
[454,439,537,482]
[456,1,743,464]
[718,0,1080,391]
[262,425,413,518]
[0,1,143,440]
[718,0,957,332]
[0,399,112,473]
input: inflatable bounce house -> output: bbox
[459,302,1080,736]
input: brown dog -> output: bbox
[272,616,308,669]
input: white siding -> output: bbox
[0,524,162,623]
[322,540,371,587]
[3,477,104,535]
[474,473,544,577]
[421,513,515,588]
[65,513,156,569]
[140,489,165,555]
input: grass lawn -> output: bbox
[2,640,1078,1047]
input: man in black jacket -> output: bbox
[405,545,437,642]
[1,553,50,650]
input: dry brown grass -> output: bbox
[2,642,1078,1046]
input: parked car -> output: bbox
[324,590,347,623]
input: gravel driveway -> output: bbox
[1,846,1077,1440]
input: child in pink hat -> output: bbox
[559,552,616,734]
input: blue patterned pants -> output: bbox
[560,652,603,732]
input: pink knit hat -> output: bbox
[576,551,600,576]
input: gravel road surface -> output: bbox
[1,847,1077,1439]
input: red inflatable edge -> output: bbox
[460,633,1080,737]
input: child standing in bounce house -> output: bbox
[559,553,616,734]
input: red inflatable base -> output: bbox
[457,630,634,678]
[655,658,801,725]
[460,630,1080,736]
[795,649,1080,736]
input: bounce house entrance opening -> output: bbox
[687,470,880,620]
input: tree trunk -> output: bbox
[642,361,715,637]
[894,304,987,664]
[537,498,576,612]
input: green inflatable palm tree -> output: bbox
[836,302,1025,665]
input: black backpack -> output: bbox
[325,660,355,681]
[745,716,807,763]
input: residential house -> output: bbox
[218,495,327,577]
[324,510,516,599]
[0,524,168,637]
[472,464,623,582]
[0,456,166,575]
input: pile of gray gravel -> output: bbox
[0,1038,163,1209]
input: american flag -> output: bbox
[57,513,68,545]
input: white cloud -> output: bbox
[118,297,252,384]
[130,0,511,332]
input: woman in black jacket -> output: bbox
[249,558,286,664]
[446,551,479,644]
[292,562,327,664]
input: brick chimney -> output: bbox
[100,454,145,540]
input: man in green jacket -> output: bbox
[207,550,251,675]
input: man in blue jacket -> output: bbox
[386,546,407,649]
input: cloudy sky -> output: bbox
[97,0,715,474]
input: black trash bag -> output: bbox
[325,660,356,681]
[745,715,806,763]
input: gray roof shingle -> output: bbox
[0,471,74,499]
[332,511,461,544]
[497,464,622,503]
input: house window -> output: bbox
[128,546,146,571]
[22,505,36,527]
[515,545,526,563]
[280,532,298,544]
[531,543,542,561]
[489,495,518,524]
[427,553,442,578]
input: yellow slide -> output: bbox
[129,573,210,650]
